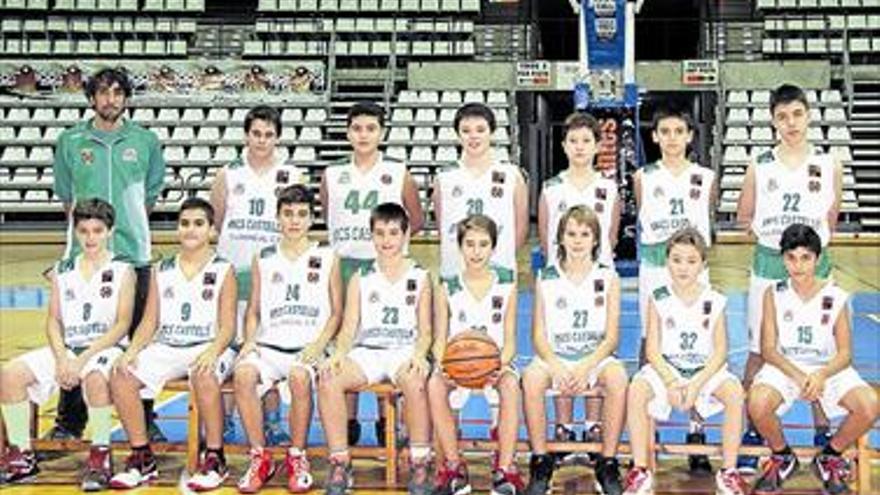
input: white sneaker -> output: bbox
[109,450,158,489]
[622,466,653,495]
[715,468,749,495]
[186,451,229,492]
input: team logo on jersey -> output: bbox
[451,185,463,198]
[64,288,75,301]
[594,279,605,293]
[808,164,821,178]
[100,286,112,298]
[491,186,504,198]
[596,188,607,200]
[784,309,793,322]
[665,317,676,329]
[594,295,604,307]
[458,310,467,323]
[703,300,712,315]
[407,279,417,291]
[821,313,830,325]
[690,188,701,200]
[557,201,568,213]
[80,148,94,165]
[101,270,113,282]
[276,170,290,184]
[272,271,283,284]
[492,296,503,309]
[122,148,138,162]
[369,291,380,303]
[203,272,217,285]
[307,271,319,283]
[492,312,502,323]
[381,174,392,185]
[822,295,833,310]
[690,174,703,186]
[406,294,416,305]
[653,186,664,198]
[97,355,108,366]
[808,180,821,193]
[556,297,567,309]
[594,202,604,214]
[703,318,710,329]
[766,179,778,192]
[233,183,245,195]
[339,171,350,184]
[308,256,322,269]
[218,361,227,374]
[202,288,214,300]
[492,171,506,184]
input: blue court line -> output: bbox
[110,291,880,449]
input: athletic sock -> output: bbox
[1,401,32,450]
[88,406,113,446]
[773,445,793,457]
[821,443,842,457]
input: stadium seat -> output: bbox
[821,89,843,103]
[751,108,771,123]
[164,146,185,162]
[214,146,237,162]
[151,127,170,140]
[304,108,327,122]
[221,127,244,142]
[0,127,14,141]
[133,108,155,122]
[410,146,433,163]
[419,91,439,104]
[157,108,179,122]
[439,108,457,123]
[415,108,436,122]
[280,127,297,143]
[824,108,846,122]
[487,91,508,104]
[32,108,54,122]
[494,128,510,143]
[188,146,211,162]
[181,109,204,123]
[392,108,414,122]
[727,108,750,124]
[829,146,852,162]
[17,127,41,141]
[29,147,53,163]
[281,108,303,122]
[291,146,316,162]
[413,127,435,142]
[809,107,822,122]
[206,108,231,122]
[438,127,457,141]
[464,90,485,103]
[388,127,411,142]
[231,108,249,122]
[436,146,457,162]
[56,108,80,122]
[172,127,195,141]
[723,146,749,163]
[750,127,774,141]
[197,127,220,142]
[299,126,322,142]
[828,127,851,141]
[724,127,749,143]
[496,109,510,125]
[750,90,770,104]
[807,127,825,141]
[1,147,27,162]
[5,108,30,122]
[385,146,407,161]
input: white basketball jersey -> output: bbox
[216,153,305,271]
[325,155,406,260]
[538,264,614,360]
[355,261,427,350]
[752,147,836,249]
[652,285,726,375]
[638,162,714,246]
[438,162,519,277]
[155,254,232,347]
[56,256,130,349]
[443,266,516,347]
[773,279,848,367]
[256,242,334,349]
[542,171,617,267]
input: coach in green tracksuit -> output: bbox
[51,68,166,440]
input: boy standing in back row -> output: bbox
[736,83,843,470]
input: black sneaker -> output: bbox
[524,453,555,495]
[552,424,576,465]
[736,429,763,474]
[43,424,82,441]
[686,431,713,474]
[813,429,833,448]
[324,457,353,495]
[347,418,362,446]
[812,454,852,495]
[593,456,622,495]
[753,453,799,495]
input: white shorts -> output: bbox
[753,364,869,419]
[530,355,619,396]
[639,263,709,334]
[447,364,519,410]
[747,273,777,354]
[633,364,739,421]
[348,346,415,386]
[235,345,316,401]
[128,342,236,397]
[16,346,123,405]
[235,301,247,344]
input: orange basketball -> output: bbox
[441,329,501,389]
